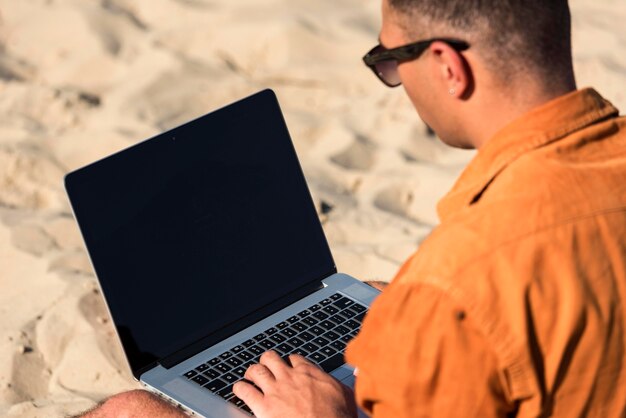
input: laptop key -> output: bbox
[355,312,366,322]
[276,343,293,354]
[334,325,350,335]
[309,304,322,312]
[298,309,311,318]
[229,396,246,407]
[217,385,234,399]
[323,330,340,341]
[232,366,247,377]
[183,370,197,379]
[329,314,345,325]
[291,348,309,357]
[312,311,329,320]
[195,363,209,372]
[265,327,278,336]
[331,340,346,351]
[226,357,243,367]
[249,346,264,356]
[302,317,317,326]
[313,336,329,347]
[320,346,337,357]
[222,373,237,384]
[202,369,220,380]
[276,321,289,329]
[319,298,333,306]
[238,351,254,361]
[292,322,308,332]
[208,357,221,366]
[319,353,345,373]
[340,334,353,343]
[309,351,327,363]
[254,333,266,342]
[282,328,297,338]
[287,315,300,324]
[303,342,319,352]
[338,309,356,320]
[205,379,227,392]
[231,345,245,354]
[345,320,360,330]
[350,303,366,313]
[323,306,339,315]
[242,339,256,348]
[332,297,354,309]
[215,363,232,373]
[191,374,209,386]
[309,325,325,336]
[330,293,342,301]
[319,320,335,330]
[259,339,277,350]
[219,351,233,360]
[242,404,253,414]
[287,337,304,347]
[270,334,287,343]
[299,331,314,341]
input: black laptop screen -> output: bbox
[65,90,335,375]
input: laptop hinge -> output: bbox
[159,278,327,369]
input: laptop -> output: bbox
[65,89,380,417]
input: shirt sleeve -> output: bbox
[345,281,517,418]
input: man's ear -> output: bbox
[429,41,473,99]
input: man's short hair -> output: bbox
[389,0,573,83]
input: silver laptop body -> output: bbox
[65,89,379,417]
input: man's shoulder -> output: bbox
[398,149,626,290]
[413,115,626,282]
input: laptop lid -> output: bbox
[65,89,336,379]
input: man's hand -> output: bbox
[233,350,357,418]
[365,281,388,291]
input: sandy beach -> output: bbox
[0,0,624,416]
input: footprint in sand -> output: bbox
[0,54,36,82]
[11,224,58,257]
[100,0,149,31]
[373,183,434,229]
[49,250,94,278]
[0,144,66,211]
[330,135,377,171]
[373,184,415,219]
[9,320,50,404]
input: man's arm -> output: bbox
[346,282,518,417]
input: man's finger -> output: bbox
[287,353,314,368]
[232,380,264,413]
[244,363,275,391]
[259,350,290,379]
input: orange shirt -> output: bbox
[346,88,626,417]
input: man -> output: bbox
[80,0,626,416]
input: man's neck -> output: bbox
[470,79,577,150]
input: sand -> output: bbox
[0,0,624,416]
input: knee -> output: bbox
[94,389,177,418]
[105,389,154,408]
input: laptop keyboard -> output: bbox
[181,293,367,416]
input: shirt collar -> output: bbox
[436,88,619,222]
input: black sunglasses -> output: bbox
[363,38,470,87]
